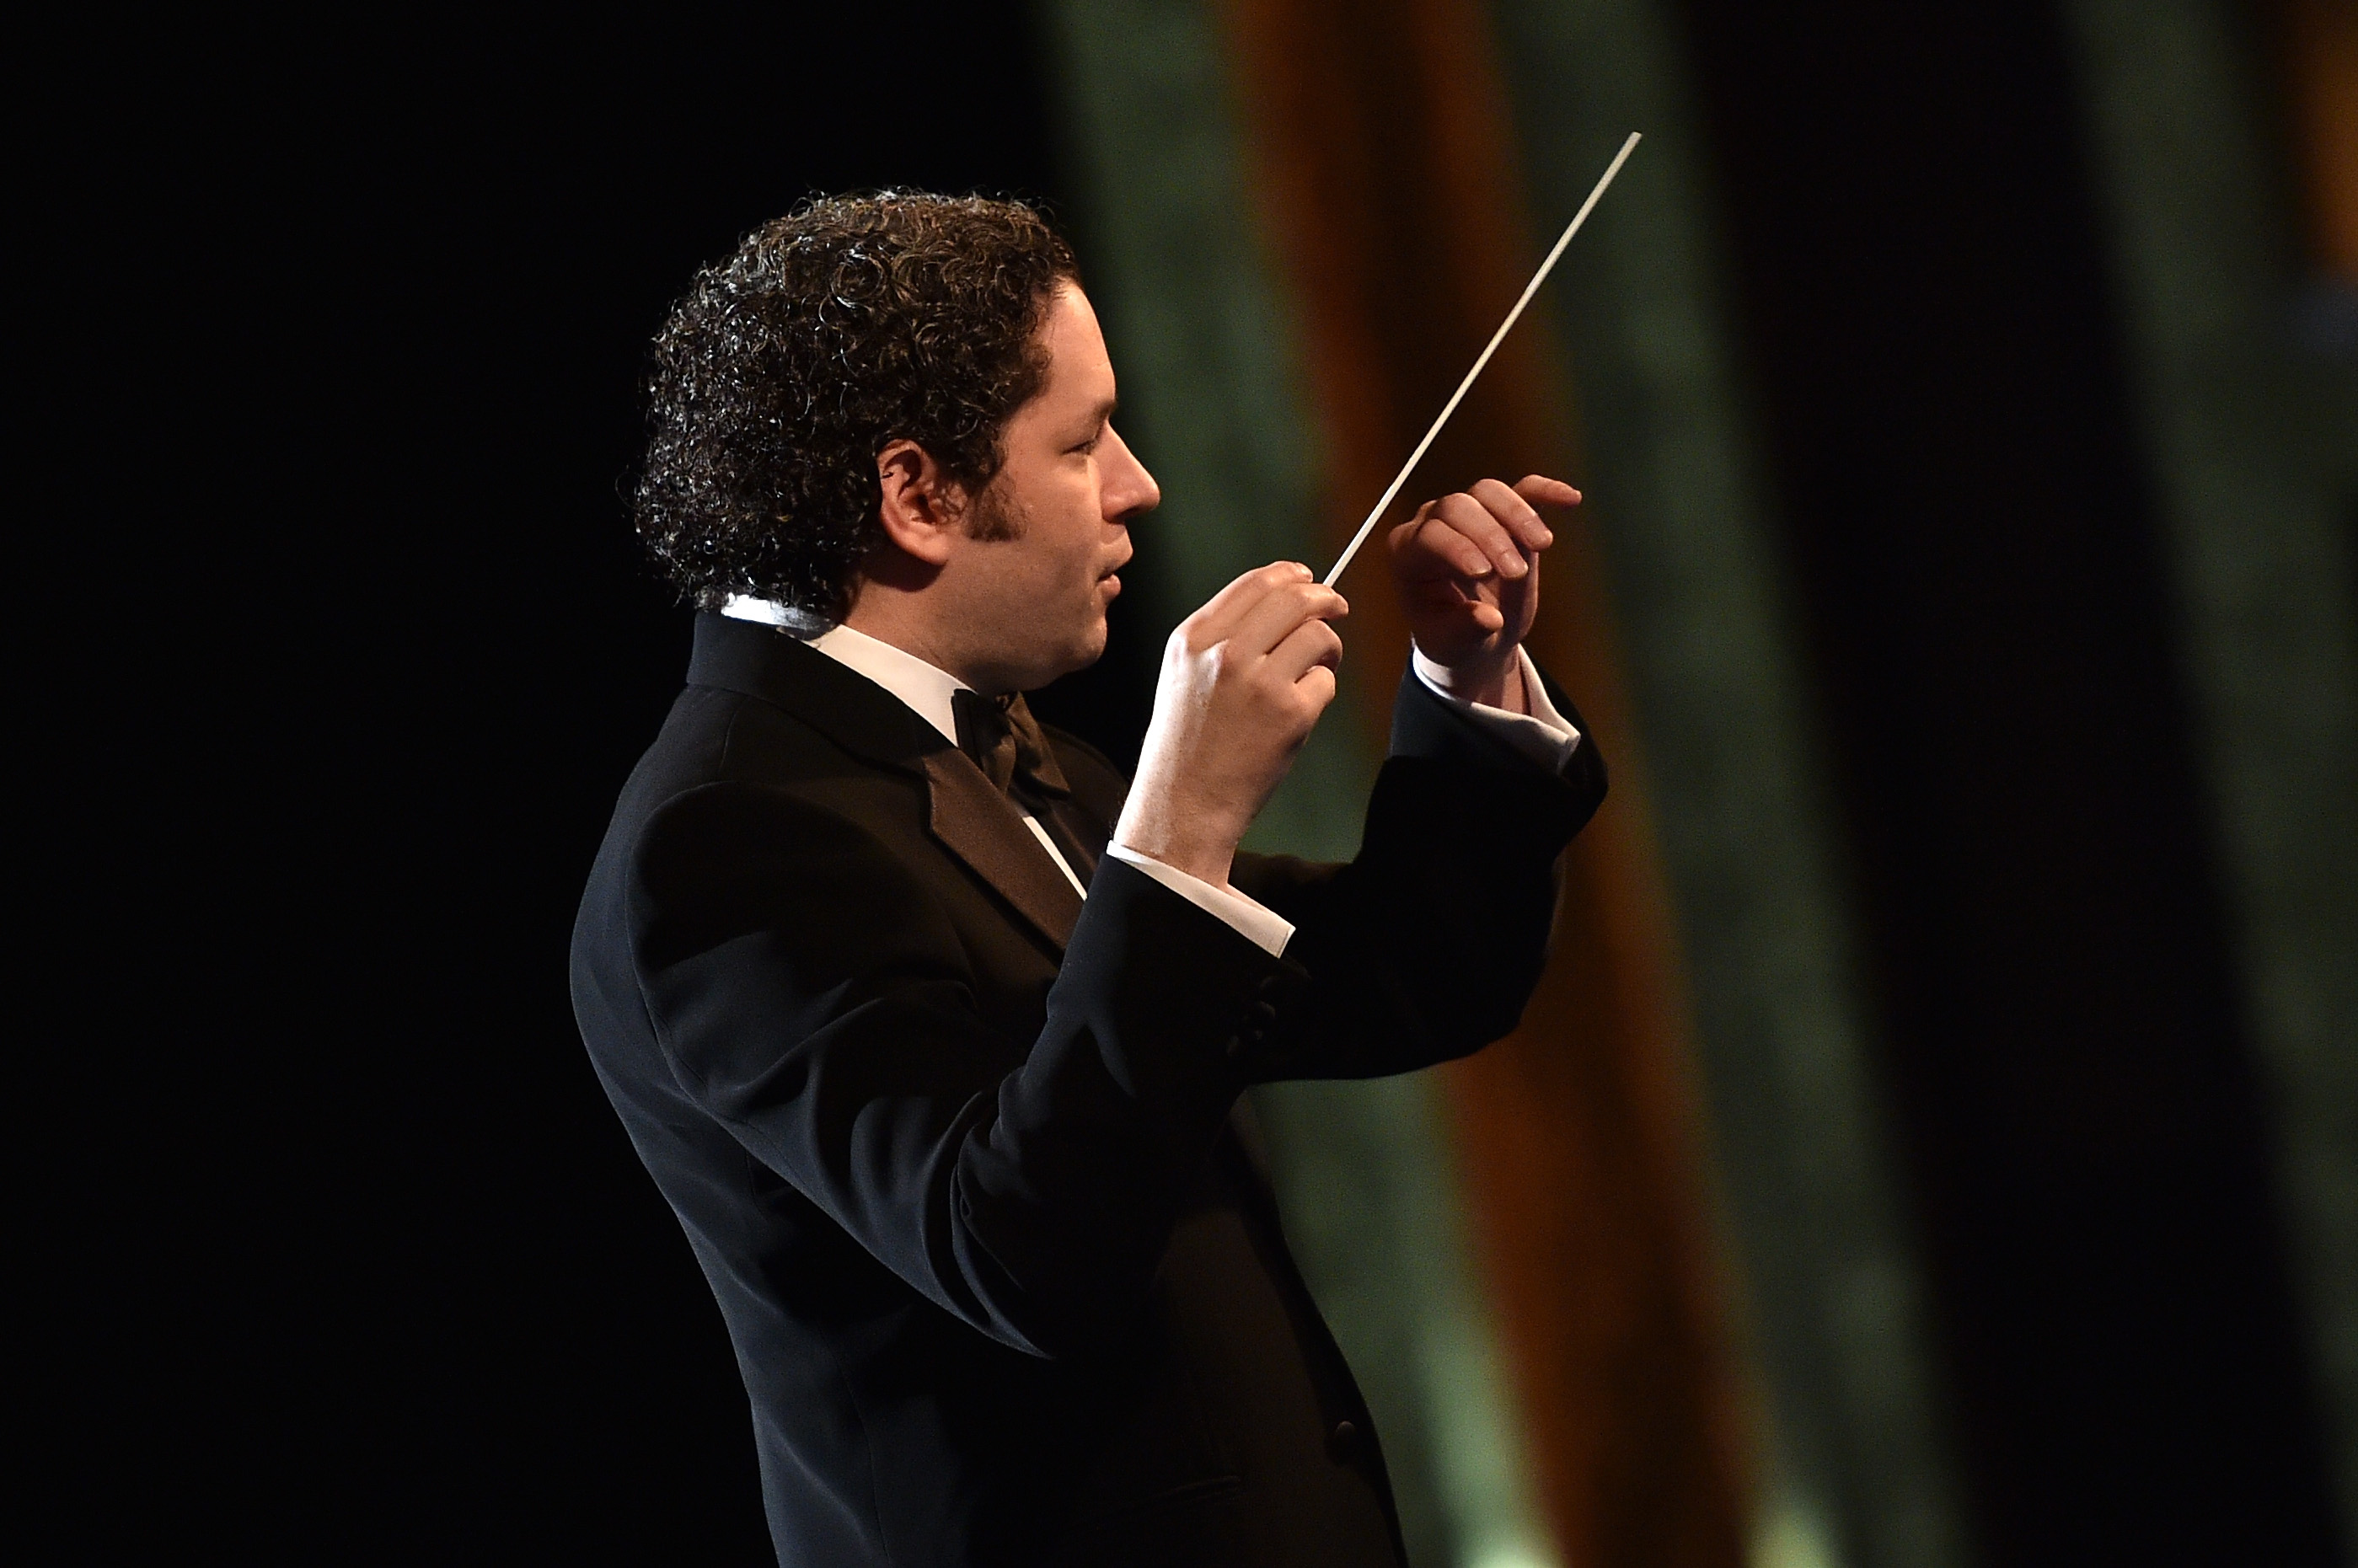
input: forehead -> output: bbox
[1037,282,1114,398]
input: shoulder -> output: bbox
[623,679,926,821]
[633,775,903,892]
[625,778,957,971]
[574,682,959,1029]
[599,686,935,923]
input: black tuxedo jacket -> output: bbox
[571,613,1606,1567]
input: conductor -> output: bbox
[571,192,1607,1568]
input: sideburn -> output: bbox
[962,482,1027,543]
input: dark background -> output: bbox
[1675,1,2339,1562]
[76,7,1104,1560]
[56,2,2339,1561]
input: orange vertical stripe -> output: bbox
[2281,0,2358,279]
[1217,1,1756,1562]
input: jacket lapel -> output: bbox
[1042,795,1107,879]
[923,752,1084,951]
[688,613,1085,953]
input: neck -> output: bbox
[839,593,989,691]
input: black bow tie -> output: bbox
[951,689,1070,805]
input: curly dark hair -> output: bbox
[634,192,1080,618]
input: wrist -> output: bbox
[1416,641,1527,713]
[1112,830,1235,890]
[1112,793,1241,890]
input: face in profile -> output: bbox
[954,285,1160,690]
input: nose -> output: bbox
[1100,425,1160,524]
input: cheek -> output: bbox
[1058,510,1105,584]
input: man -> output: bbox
[571,193,1606,1567]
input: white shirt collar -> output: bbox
[720,595,967,746]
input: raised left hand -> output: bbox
[1387,474,1579,711]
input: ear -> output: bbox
[875,439,967,567]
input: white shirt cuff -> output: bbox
[1410,645,1583,773]
[1103,844,1295,957]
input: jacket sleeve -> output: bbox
[1227,658,1607,1082]
[628,783,1304,1361]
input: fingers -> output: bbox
[1228,574,1348,661]
[1514,474,1580,511]
[1293,661,1338,717]
[1472,478,1556,556]
[1397,491,1525,581]
[1404,576,1508,639]
[1186,560,1316,646]
[1393,507,1493,581]
[1266,613,1344,686]
[1391,475,1577,584]
[1443,490,1531,578]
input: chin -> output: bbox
[1002,618,1106,693]
[1057,622,1109,680]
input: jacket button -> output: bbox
[1327,1419,1358,1459]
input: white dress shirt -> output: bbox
[720,596,1580,957]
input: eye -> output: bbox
[1072,430,1104,456]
